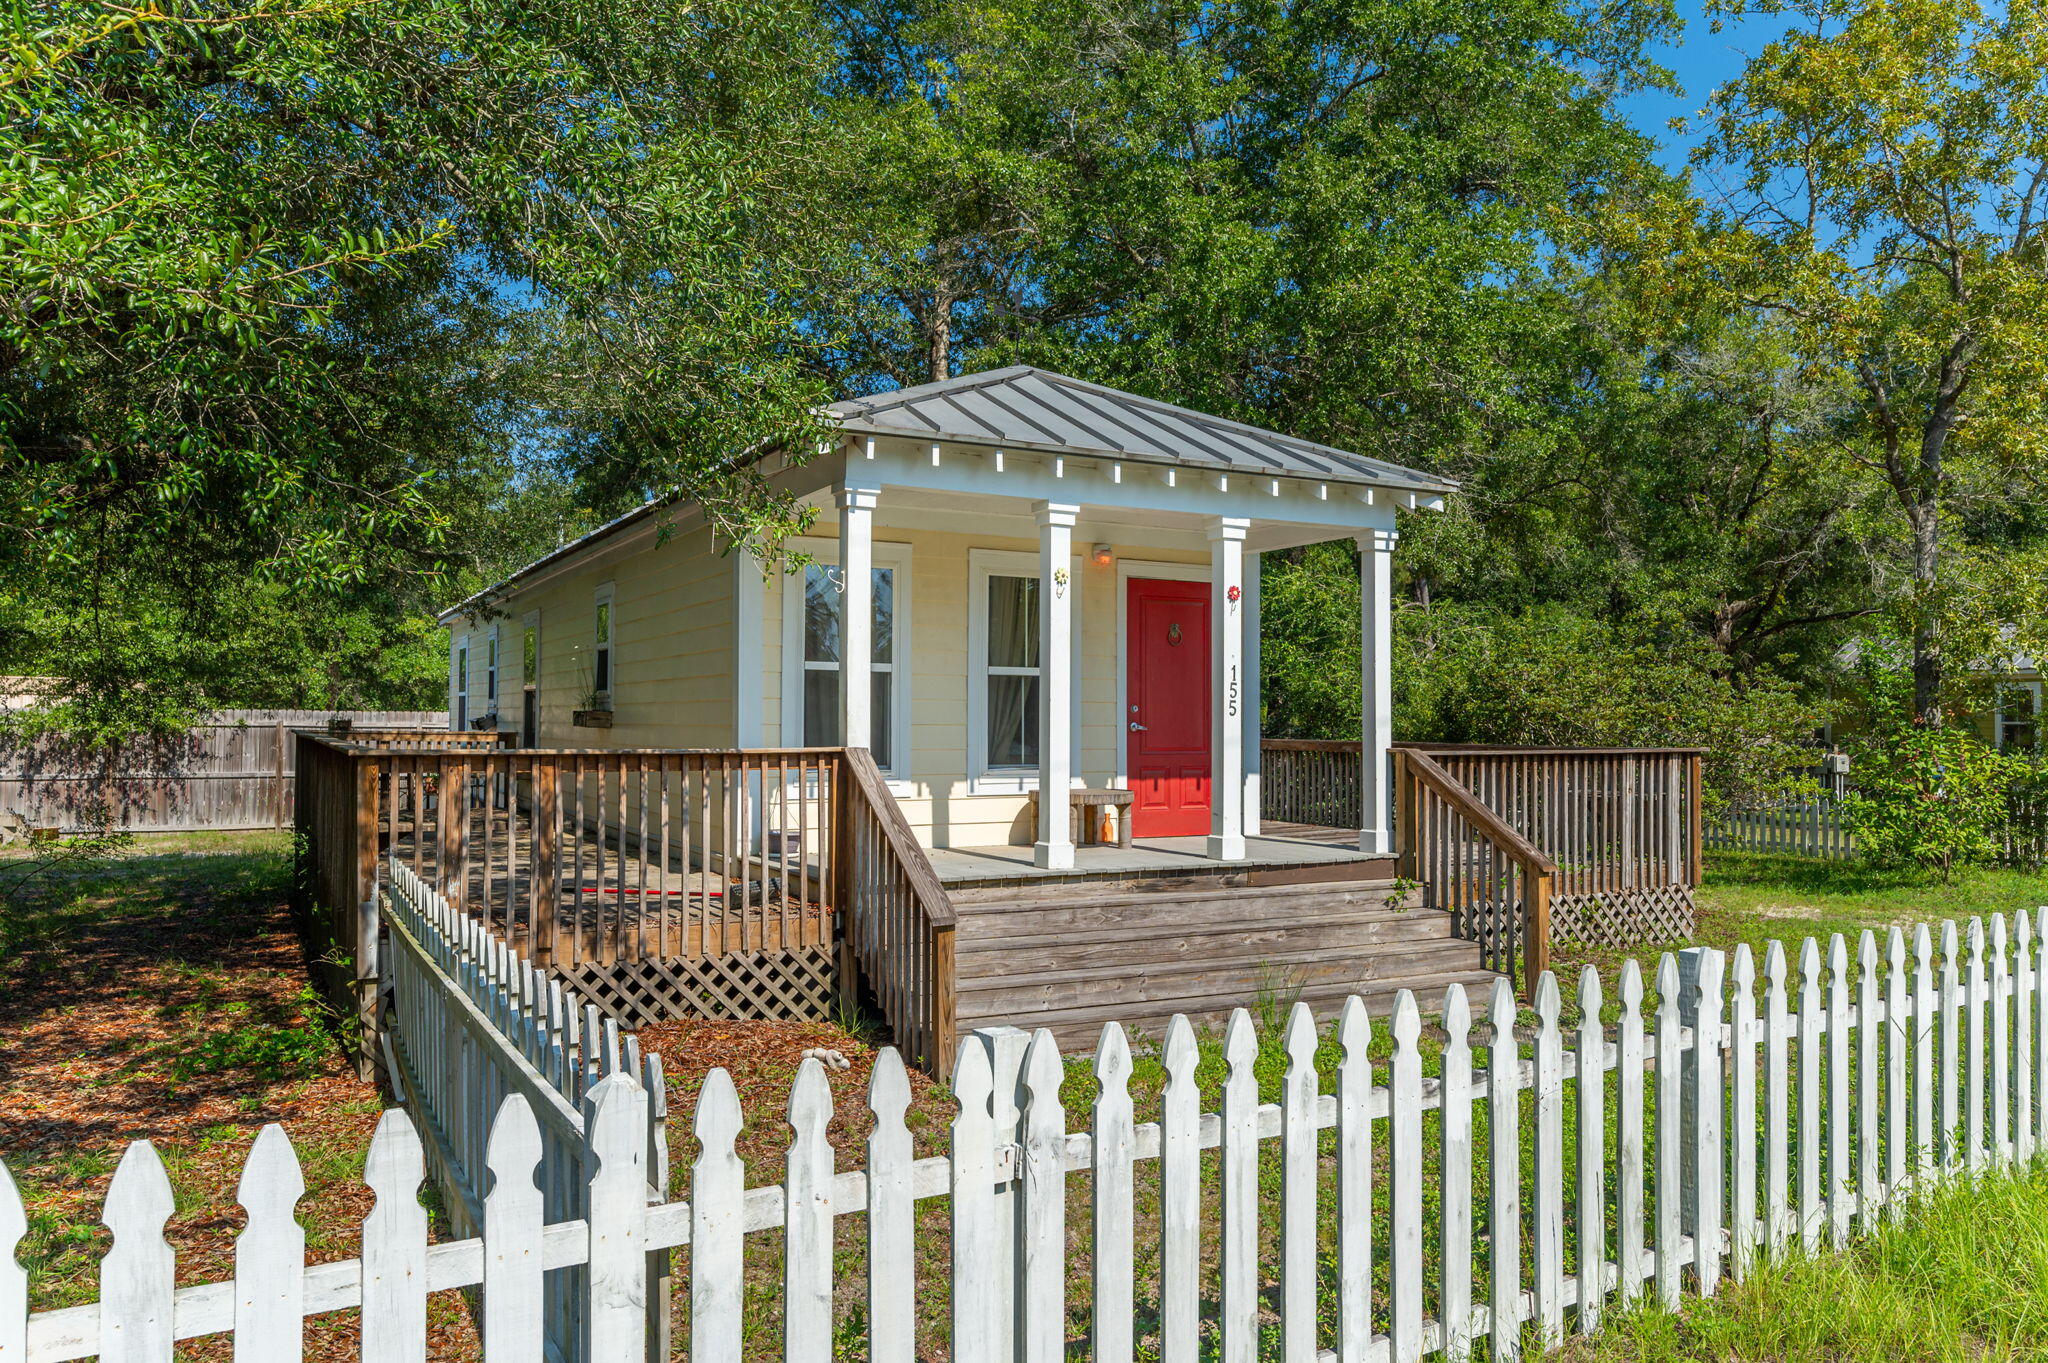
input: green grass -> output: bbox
[1550,1163,2048,1362]
[1551,850,2048,996]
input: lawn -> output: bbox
[1547,1163,2048,1362]
[1549,849,2048,996]
[0,830,478,1362]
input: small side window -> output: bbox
[593,591,614,703]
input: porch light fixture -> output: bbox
[1091,543,1114,567]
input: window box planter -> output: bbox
[572,708,614,729]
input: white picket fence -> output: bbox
[1708,796,1856,860]
[378,861,670,1362]
[8,911,2048,1363]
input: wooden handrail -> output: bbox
[1260,737,1707,758]
[841,748,957,929]
[1401,750,1556,875]
[1400,749,1554,996]
[837,746,957,1070]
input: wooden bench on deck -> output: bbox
[1027,787,1135,849]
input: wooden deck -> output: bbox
[379,799,833,966]
[926,820,1379,885]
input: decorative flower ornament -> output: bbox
[1053,567,1070,598]
[1227,584,1241,603]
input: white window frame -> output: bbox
[1995,680,2042,750]
[967,548,1082,794]
[779,535,912,785]
[592,582,616,707]
[453,633,470,731]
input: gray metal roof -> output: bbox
[832,366,1456,492]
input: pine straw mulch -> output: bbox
[636,1017,956,1187]
[0,836,479,1361]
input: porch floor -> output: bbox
[927,820,1378,886]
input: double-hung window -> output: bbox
[1997,681,2041,751]
[781,540,908,775]
[521,615,540,746]
[484,628,499,713]
[983,575,1040,768]
[968,549,1078,789]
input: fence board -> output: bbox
[0,710,444,833]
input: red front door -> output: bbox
[1127,577,1211,837]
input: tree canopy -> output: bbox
[6,0,2046,770]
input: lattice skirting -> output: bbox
[556,946,837,1028]
[1550,885,1696,950]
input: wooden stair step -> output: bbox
[961,966,1506,1050]
[954,938,1487,1015]
[949,875,1402,910]
[951,882,1413,932]
[955,910,1457,965]
[942,863,1392,904]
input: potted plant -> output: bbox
[571,660,612,728]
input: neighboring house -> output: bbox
[438,365,1450,870]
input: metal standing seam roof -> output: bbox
[830,365,1457,493]
[439,366,1453,621]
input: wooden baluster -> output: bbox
[635,753,649,963]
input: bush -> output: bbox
[1260,550,1821,802]
[1840,718,2038,880]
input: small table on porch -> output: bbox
[1027,787,1135,849]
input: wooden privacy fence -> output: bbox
[0,709,444,834]
[379,860,670,1362]
[294,733,958,1073]
[15,912,2048,1363]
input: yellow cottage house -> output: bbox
[431,367,1503,1044]
[443,366,1447,867]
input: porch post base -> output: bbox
[1032,840,1075,871]
[1359,826,1392,857]
[1207,833,1247,862]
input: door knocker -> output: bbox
[1167,622,1183,646]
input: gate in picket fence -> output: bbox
[10,910,2048,1363]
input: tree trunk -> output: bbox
[1908,496,1941,721]
[927,270,955,383]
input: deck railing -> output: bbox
[294,733,958,1072]
[840,748,958,1069]
[1397,748,1555,992]
[1264,739,1705,982]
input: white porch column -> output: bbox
[1242,552,1262,838]
[1359,528,1398,855]
[838,485,880,752]
[1208,517,1250,861]
[1033,502,1079,870]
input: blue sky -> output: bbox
[1617,3,1797,173]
